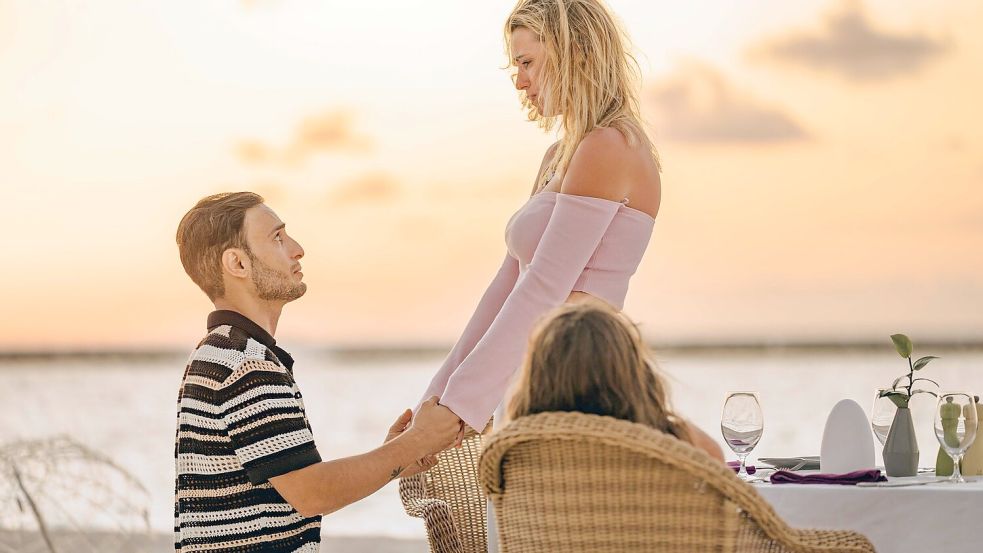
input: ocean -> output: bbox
[1,346,981,541]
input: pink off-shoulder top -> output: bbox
[420,191,655,431]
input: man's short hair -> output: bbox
[176,192,264,300]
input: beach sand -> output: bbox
[0,530,428,552]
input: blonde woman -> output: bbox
[421,0,661,438]
[508,300,724,462]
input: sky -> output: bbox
[1,0,981,349]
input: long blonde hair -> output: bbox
[507,301,689,441]
[505,0,660,183]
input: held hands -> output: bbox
[384,409,438,478]
[412,396,464,455]
[383,397,464,479]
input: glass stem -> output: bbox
[737,453,749,479]
[951,454,965,482]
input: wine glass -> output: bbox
[934,393,978,484]
[871,390,897,446]
[721,392,764,482]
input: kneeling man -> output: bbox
[173,192,460,552]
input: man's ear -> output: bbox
[221,248,251,279]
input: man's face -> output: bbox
[242,204,306,302]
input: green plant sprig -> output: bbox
[878,334,939,409]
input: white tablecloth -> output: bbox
[755,474,983,553]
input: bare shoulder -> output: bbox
[684,420,725,462]
[561,127,650,203]
[576,127,633,167]
[582,126,632,152]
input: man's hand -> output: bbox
[385,409,413,444]
[408,396,463,456]
[384,409,440,479]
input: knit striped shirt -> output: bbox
[174,310,322,552]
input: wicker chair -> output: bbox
[400,422,492,553]
[479,412,876,553]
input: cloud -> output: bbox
[329,173,400,206]
[287,111,373,160]
[237,109,373,166]
[647,62,808,144]
[235,141,273,164]
[942,135,965,153]
[753,0,950,82]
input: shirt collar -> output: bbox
[206,310,294,370]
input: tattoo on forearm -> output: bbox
[389,466,404,481]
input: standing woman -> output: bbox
[421,0,661,443]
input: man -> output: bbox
[173,192,461,552]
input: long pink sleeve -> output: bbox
[439,194,621,431]
[419,252,520,404]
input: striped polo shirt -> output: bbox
[174,310,322,552]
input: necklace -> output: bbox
[537,169,556,194]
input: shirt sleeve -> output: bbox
[218,359,322,485]
[440,193,621,431]
[418,252,520,408]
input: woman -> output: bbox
[420,0,662,436]
[508,300,724,462]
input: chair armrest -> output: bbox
[790,528,876,552]
[398,474,464,553]
[398,473,430,517]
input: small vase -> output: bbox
[883,407,919,477]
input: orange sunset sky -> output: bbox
[1,0,981,349]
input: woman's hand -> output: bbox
[400,454,440,479]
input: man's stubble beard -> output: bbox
[248,252,307,302]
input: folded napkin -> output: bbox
[726,461,756,475]
[769,469,886,485]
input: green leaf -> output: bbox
[911,377,940,388]
[890,376,907,390]
[912,356,939,371]
[891,334,913,358]
[885,393,910,408]
[911,389,939,398]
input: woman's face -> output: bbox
[510,26,551,115]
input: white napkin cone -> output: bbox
[820,399,876,473]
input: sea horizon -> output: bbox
[2,338,981,363]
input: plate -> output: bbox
[758,456,821,470]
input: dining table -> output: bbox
[754,471,983,552]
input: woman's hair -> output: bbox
[504,0,661,182]
[507,300,689,440]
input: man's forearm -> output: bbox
[271,431,428,517]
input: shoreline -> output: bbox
[2,340,981,363]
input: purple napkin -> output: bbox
[769,469,886,485]
[727,461,756,475]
